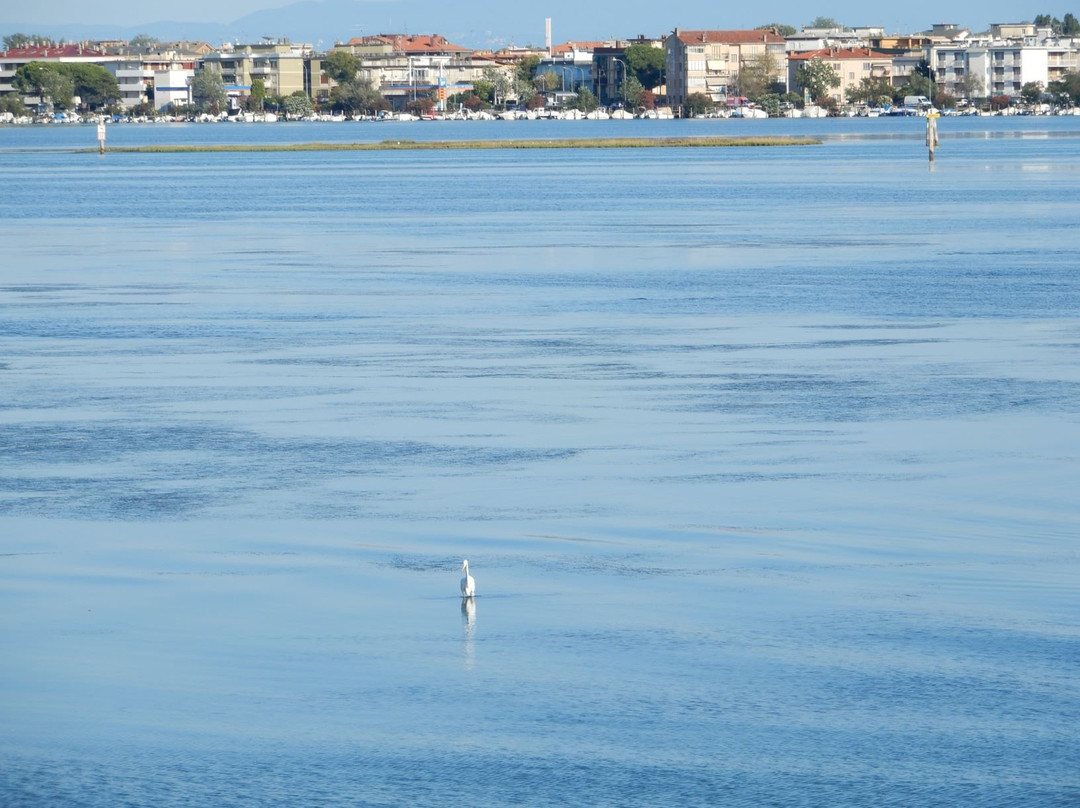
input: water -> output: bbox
[1,118,1078,806]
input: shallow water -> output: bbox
[1,119,1078,806]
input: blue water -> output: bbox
[1,118,1078,806]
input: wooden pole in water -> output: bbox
[925,111,939,163]
[97,122,106,154]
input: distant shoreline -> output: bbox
[79,136,821,154]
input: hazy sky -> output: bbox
[2,0,1070,43]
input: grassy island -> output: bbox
[94,136,820,154]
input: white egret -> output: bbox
[460,559,476,599]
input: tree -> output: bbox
[480,66,511,107]
[955,72,984,101]
[756,23,797,36]
[3,33,56,49]
[620,74,644,107]
[846,75,893,106]
[756,92,781,116]
[403,96,435,115]
[65,63,120,109]
[513,55,541,100]
[323,50,360,84]
[129,34,160,49]
[568,87,599,112]
[933,90,956,109]
[808,16,842,29]
[1021,81,1044,105]
[795,58,840,103]
[533,70,560,94]
[12,61,74,109]
[1048,71,1080,105]
[190,68,226,114]
[989,94,1011,111]
[0,94,29,116]
[684,92,712,116]
[329,77,386,115]
[737,52,777,99]
[247,77,266,111]
[1065,12,1080,34]
[624,43,665,90]
[283,89,313,118]
[900,70,934,100]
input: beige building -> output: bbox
[788,47,894,104]
[332,34,495,109]
[200,40,312,106]
[664,29,788,107]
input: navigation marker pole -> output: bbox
[97,122,106,155]
[925,110,939,163]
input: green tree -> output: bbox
[1048,70,1080,104]
[129,34,160,49]
[684,91,712,116]
[795,58,840,103]
[329,77,386,115]
[480,66,511,107]
[533,70,560,94]
[621,74,644,106]
[65,63,120,109]
[846,75,892,105]
[1021,81,1044,105]
[900,69,934,100]
[1065,13,1080,34]
[568,87,599,112]
[737,52,777,99]
[0,94,29,116]
[283,89,313,118]
[247,77,266,110]
[624,43,665,90]
[3,33,56,49]
[756,23,797,36]
[513,55,541,100]
[756,92,781,116]
[323,50,360,85]
[190,68,226,114]
[12,61,74,109]
[808,16,842,28]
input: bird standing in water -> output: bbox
[460,559,476,599]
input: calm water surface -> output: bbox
[1,119,1078,806]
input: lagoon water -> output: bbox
[1,117,1079,806]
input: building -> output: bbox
[664,29,787,108]
[333,34,483,109]
[927,29,1080,100]
[0,44,110,106]
[199,39,312,108]
[788,47,894,104]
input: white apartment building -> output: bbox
[928,27,1080,99]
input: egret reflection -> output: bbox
[461,596,476,670]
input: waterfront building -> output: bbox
[200,39,312,109]
[927,27,1080,100]
[788,47,894,104]
[332,34,487,110]
[536,42,597,103]
[0,44,109,107]
[664,28,787,108]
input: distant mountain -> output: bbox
[1,0,684,51]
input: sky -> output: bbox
[1,0,1072,48]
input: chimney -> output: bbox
[545,18,551,54]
